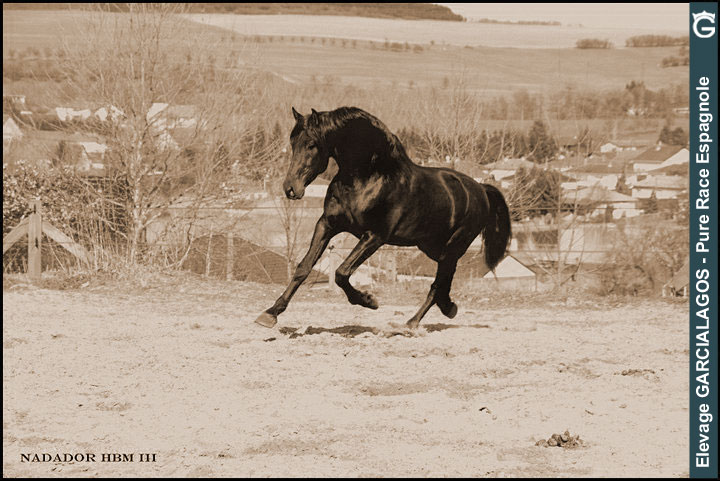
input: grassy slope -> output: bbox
[3,10,687,96]
[251,40,686,94]
[2,2,465,21]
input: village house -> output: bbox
[512,219,621,264]
[650,147,689,171]
[598,141,637,154]
[3,129,107,174]
[3,94,27,114]
[55,106,93,122]
[563,160,632,192]
[631,174,687,200]
[147,102,198,130]
[3,115,23,149]
[150,191,334,285]
[93,105,125,122]
[649,163,687,176]
[632,144,688,172]
[556,133,594,157]
[398,251,538,291]
[482,157,535,181]
[501,169,575,192]
[562,185,642,218]
[474,254,538,291]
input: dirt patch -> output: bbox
[3,279,689,477]
[286,324,380,338]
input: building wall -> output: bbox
[468,276,536,292]
[632,187,682,200]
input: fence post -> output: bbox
[27,199,42,280]
[388,250,397,283]
[327,248,339,293]
[205,232,213,278]
[226,234,234,281]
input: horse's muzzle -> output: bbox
[283,179,305,200]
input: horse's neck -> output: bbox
[329,130,412,178]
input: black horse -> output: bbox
[255,106,511,329]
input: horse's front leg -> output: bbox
[335,231,384,309]
[255,216,335,328]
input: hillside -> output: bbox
[3,9,689,96]
[1,2,465,22]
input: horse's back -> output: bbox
[415,166,489,223]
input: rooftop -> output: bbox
[633,144,685,163]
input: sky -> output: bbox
[438,3,688,32]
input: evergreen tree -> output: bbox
[527,120,557,163]
[642,191,659,214]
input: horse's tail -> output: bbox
[481,184,512,271]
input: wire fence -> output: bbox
[3,196,687,295]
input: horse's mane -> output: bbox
[296,107,413,167]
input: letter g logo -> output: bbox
[693,11,716,38]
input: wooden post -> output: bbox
[226,234,234,281]
[205,232,213,278]
[27,200,42,280]
[388,250,397,283]
[327,248,339,293]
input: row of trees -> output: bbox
[658,123,688,146]
[626,35,689,47]
[396,119,561,166]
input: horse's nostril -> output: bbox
[286,187,295,198]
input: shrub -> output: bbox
[626,35,689,47]
[576,38,613,49]
[597,224,687,296]
[3,163,130,273]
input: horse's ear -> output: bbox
[292,106,302,122]
[310,108,319,117]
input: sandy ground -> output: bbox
[3,275,689,477]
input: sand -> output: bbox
[3,277,689,477]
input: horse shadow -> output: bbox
[269,322,490,340]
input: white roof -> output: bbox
[78,141,107,154]
[483,255,535,279]
[147,102,169,121]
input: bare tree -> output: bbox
[416,67,484,168]
[272,195,307,281]
[506,170,598,290]
[56,4,266,263]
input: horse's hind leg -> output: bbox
[435,261,459,319]
[406,258,457,328]
[335,231,384,309]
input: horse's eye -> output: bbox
[308,143,317,150]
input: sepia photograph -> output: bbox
[2,2,717,478]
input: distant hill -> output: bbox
[2,3,466,22]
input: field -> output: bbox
[3,275,688,477]
[185,13,686,50]
[3,10,688,95]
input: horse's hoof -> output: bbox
[406,319,420,329]
[364,294,379,310]
[352,292,379,310]
[440,302,458,319]
[255,312,277,328]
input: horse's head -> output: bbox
[283,107,330,200]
